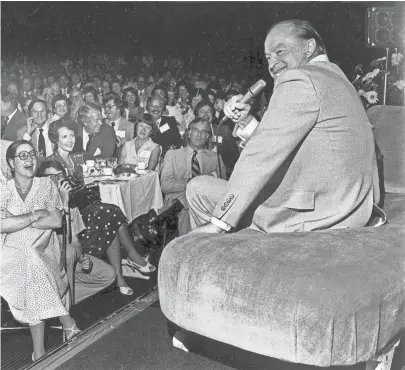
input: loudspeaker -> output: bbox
[366,7,403,48]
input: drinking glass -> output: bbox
[107,157,118,169]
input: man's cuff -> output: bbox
[210,217,231,232]
[23,132,32,141]
[236,117,259,142]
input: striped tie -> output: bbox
[191,150,200,178]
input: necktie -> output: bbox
[38,128,46,157]
[1,117,9,139]
[191,150,200,178]
[86,135,93,151]
[111,121,115,128]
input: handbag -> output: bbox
[68,180,101,212]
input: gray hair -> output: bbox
[267,19,327,58]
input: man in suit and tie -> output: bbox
[21,77,35,102]
[59,74,71,99]
[160,118,226,236]
[76,102,116,160]
[104,97,135,142]
[148,96,182,158]
[187,19,381,235]
[137,75,148,108]
[16,99,53,158]
[1,92,28,141]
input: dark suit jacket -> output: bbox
[74,123,116,160]
[2,110,27,141]
[154,116,182,157]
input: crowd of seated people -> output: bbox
[0,52,267,360]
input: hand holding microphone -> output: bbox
[222,80,266,129]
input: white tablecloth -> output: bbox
[85,171,163,222]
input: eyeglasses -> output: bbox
[45,173,65,181]
[105,105,116,110]
[55,103,67,109]
[14,150,37,160]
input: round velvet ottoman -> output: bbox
[158,226,405,367]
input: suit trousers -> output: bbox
[187,176,228,229]
[66,244,116,305]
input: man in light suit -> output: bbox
[187,20,381,235]
[1,92,27,141]
[160,118,226,236]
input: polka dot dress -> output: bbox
[0,178,70,325]
[78,203,127,259]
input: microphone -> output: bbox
[218,79,267,126]
[214,79,267,179]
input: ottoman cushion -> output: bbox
[159,223,405,366]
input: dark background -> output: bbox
[1,1,402,79]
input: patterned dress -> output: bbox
[0,177,70,325]
[46,152,127,259]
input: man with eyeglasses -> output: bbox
[159,118,226,236]
[16,99,53,158]
[1,91,27,141]
[147,96,182,158]
[104,97,135,146]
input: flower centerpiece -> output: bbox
[352,51,404,108]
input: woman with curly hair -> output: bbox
[122,87,143,122]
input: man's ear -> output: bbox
[306,39,317,59]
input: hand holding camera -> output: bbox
[58,178,72,208]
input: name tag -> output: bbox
[116,130,126,138]
[212,136,223,144]
[159,123,170,133]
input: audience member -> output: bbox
[119,113,161,171]
[195,99,239,178]
[122,87,143,122]
[147,96,182,157]
[1,92,27,141]
[159,118,226,235]
[51,94,70,122]
[46,119,156,295]
[17,99,52,158]
[75,103,116,159]
[37,160,116,304]
[1,140,80,360]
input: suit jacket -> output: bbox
[106,117,135,142]
[2,110,27,141]
[154,116,182,157]
[161,146,226,209]
[212,60,379,232]
[74,123,116,160]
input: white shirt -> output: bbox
[82,127,90,150]
[6,109,18,124]
[23,121,53,156]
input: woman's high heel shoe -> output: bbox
[119,286,134,295]
[126,258,156,275]
[63,322,81,341]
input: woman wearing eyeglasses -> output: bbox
[45,119,156,295]
[51,94,70,123]
[0,140,80,361]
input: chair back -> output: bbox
[367,105,405,194]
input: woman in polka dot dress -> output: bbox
[46,118,155,295]
[1,141,80,361]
